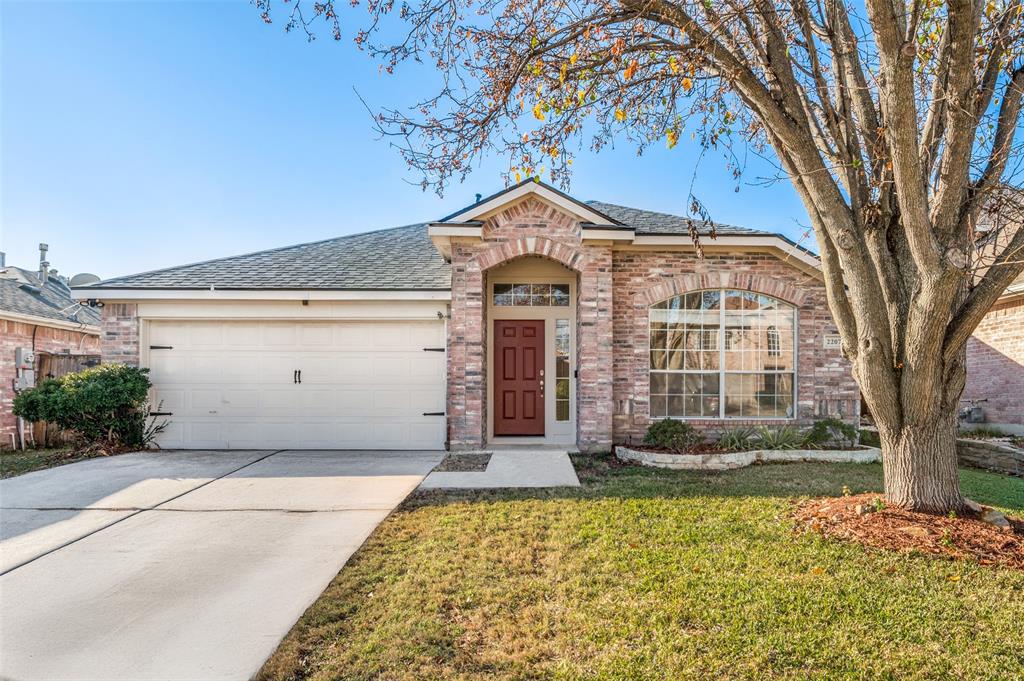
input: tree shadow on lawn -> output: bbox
[406,455,1024,515]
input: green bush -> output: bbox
[751,426,803,450]
[643,419,702,451]
[12,364,160,448]
[717,428,755,451]
[10,378,63,424]
[802,417,859,449]
[959,426,1005,439]
[859,428,881,448]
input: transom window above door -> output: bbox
[493,283,570,307]
[649,289,797,419]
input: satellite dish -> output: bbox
[69,273,101,287]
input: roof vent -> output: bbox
[39,243,50,284]
[475,193,482,203]
[70,273,101,287]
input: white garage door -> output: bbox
[147,320,446,450]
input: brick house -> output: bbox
[962,275,1024,434]
[1,249,101,448]
[73,181,859,451]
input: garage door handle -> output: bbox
[422,412,445,416]
[293,370,298,384]
[298,370,302,384]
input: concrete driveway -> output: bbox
[0,449,442,681]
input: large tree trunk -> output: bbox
[877,411,964,514]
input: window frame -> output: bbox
[648,289,798,421]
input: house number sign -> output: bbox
[823,334,842,350]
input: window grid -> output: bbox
[555,319,571,421]
[493,283,570,307]
[650,290,796,420]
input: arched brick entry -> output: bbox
[447,232,613,452]
[473,236,587,273]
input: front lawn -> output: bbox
[259,458,1024,681]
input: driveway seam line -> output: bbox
[0,449,287,577]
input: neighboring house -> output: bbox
[962,274,1024,434]
[73,181,859,451]
[1,246,102,448]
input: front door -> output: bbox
[494,320,545,436]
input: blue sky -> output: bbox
[1,0,809,280]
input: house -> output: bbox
[962,274,1024,434]
[1,246,102,448]
[72,181,860,451]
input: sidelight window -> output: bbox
[555,319,571,421]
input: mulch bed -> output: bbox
[434,453,492,472]
[793,493,1024,570]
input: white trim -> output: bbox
[72,288,452,302]
[441,182,614,225]
[426,225,483,237]
[631,235,821,270]
[0,310,100,334]
[648,289,799,421]
[580,228,635,241]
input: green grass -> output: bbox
[258,459,1024,681]
[0,447,103,479]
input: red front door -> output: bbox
[494,320,545,436]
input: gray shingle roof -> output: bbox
[585,201,771,236]
[83,195,793,293]
[0,268,102,327]
[86,223,452,290]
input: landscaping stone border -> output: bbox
[957,438,1024,477]
[615,445,881,471]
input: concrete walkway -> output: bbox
[420,449,580,489]
[0,449,442,681]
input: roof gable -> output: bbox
[438,179,622,226]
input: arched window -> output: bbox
[649,290,796,419]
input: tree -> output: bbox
[257,0,1024,513]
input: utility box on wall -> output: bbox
[14,347,36,390]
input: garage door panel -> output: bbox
[153,388,185,413]
[297,324,334,347]
[223,323,262,347]
[295,355,340,384]
[221,356,260,383]
[410,355,444,379]
[149,356,186,383]
[148,320,445,449]
[261,325,297,346]
[298,389,336,416]
[222,389,260,412]
[257,355,297,383]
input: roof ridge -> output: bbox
[87,222,426,288]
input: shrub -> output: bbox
[751,426,803,450]
[12,364,162,449]
[717,428,755,451]
[859,428,881,448]
[959,426,1005,440]
[802,418,859,449]
[11,378,63,424]
[643,419,702,451]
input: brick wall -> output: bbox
[447,197,616,450]
[612,251,860,444]
[100,303,140,366]
[963,297,1023,426]
[446,196,860,451]
[1,319,100,447]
